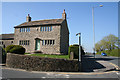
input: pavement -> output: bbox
[81,55,119,72]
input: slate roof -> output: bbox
[0,34,14,40]
[14,19,65,28]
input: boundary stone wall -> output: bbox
[6,53,79,72]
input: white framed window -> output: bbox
[19,40,30,46]
[40,27,43,31]
[40,26,52,32]
[20,28,30,32]
[42,40,55,45]
[45,27,47,31]
[48,27,50,31]
[50,26,52,31]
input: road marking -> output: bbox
[65,75,70,77]
[1,67,28,72]
[66,77,70,78]
[56,71,119,75]
[65,75,70,78]
[1,66,119,75]
[109,63,120,70]
[116,72,120,75]
[41,77,46,78]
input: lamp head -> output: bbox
[76,33,81,36]
[99,5,103,7]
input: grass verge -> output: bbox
[26,53,69,59]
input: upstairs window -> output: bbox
[20,28,30,32]
[40,27,43,31]
[45,27,47,31]
[40,26,52,31]
[48,27,50,31]
[50,26,52,31]
[23,28,25,32]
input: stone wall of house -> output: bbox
[0,40,14,48]
[14,25,61,54]
[6,53,79,72]
[60,20,69,54]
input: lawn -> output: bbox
[25,53,69,59]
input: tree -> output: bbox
[95,42,101,52]
[95,34,118,52]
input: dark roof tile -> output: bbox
[14,19,64,28]
[0,34,14,40]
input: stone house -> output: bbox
[13,9,69,54]
[0,34,14,48]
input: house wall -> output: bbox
[60,20,69,54]
[14,25,61,54]
[0,40,14,48]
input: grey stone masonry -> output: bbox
[0,34,14,48]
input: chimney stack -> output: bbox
[26,14,31,22]
[62,9,67,19]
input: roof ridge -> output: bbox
[0,33,14,35]
[14,18,65,28]
[29,18,64,22]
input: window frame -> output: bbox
[50,26,52,31]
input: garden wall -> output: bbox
[6,53,79,72]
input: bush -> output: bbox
[5,45,25,54]
[109,49,119,57]
[68,44,85,59]
[5,45,16,53]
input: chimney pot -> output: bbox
[62,9,67,19]
[26,14,31,22]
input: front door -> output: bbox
[35,39,40,50]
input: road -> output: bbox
[95,54,120,67]
[1,68,119,79]
[0,54,120,80]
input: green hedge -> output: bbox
[96,49,119,57]
[68,44,85,59]
[5,45,25,54]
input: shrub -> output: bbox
[110,49,119,57]
[5,45,15,53]
[5,45,25,54]
[68,44,85,59]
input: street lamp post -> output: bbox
[76,33,81,71]
[92,5,103,58]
